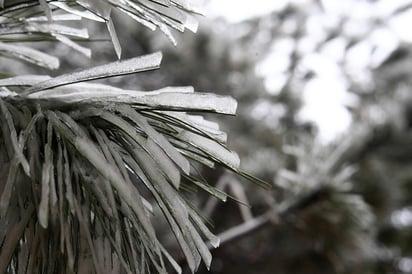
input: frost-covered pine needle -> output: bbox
[0,1,268,273]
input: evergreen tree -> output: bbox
[3,1,412,274]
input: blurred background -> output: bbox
[184,1,412,273]
[5,0,412,273]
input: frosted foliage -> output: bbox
[0,1,247,272]
[0,42,59,70]
[26,23,89,38]
[50,2,106,22]
[25,88,237,115]
[0,75,52,86]
[25,52,163,93]
[178,131,240,169]
[147,138,181,188]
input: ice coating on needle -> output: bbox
[25,52,163,94]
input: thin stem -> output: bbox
[214,211,274,247]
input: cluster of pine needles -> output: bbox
[0,0,268,273]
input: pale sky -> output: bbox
[207,0,289,23]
